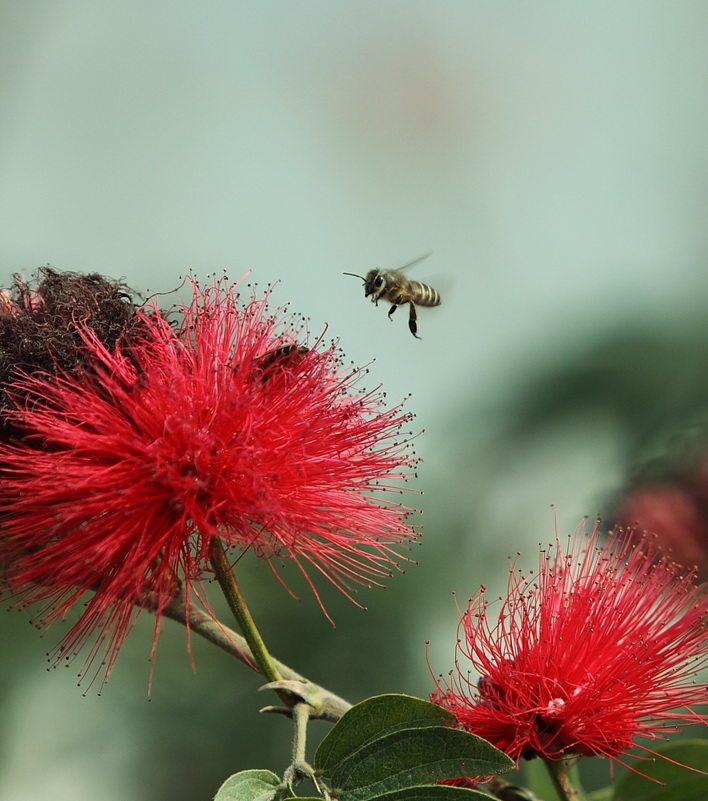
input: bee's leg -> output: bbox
[387,303,398,321]
[408,302,421,339]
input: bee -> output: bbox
[251,344,309,381]
[344,254,441,339]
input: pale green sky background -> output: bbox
[2,3,708,800]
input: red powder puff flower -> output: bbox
[617,483,708,578]
[615,458,708,581]
[0,277,418,684]
[431,521,708,771]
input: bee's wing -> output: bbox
[395,252,433,271]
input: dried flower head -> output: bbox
[0,267,139,442]
[431,521,708,771]
[0,275,419,685]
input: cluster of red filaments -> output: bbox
[0,275,419,684]
[432,522,708,770]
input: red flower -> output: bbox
[431,522,708,770]
[617,484,708,578]
[0,278,418,684]
[615,459,708,581]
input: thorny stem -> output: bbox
[542,758,580,801]
[209,535,282,685]
[158,577,352,723]
[160,569,341,795]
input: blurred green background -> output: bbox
[2,3,708,800]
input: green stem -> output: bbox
[279,703,326,798]
[291,702,314,771]
[542,758,580,801]
[157,585,352,722]
[209,536,282,684]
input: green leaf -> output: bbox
[364,785,497,800]
[315,694,456,771]
[326,725,514,800]
[612,740,708,801]
[213,769,280,801]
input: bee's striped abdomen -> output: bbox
[408,281,441,307]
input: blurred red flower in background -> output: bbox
[616,458,708,581]
[431,522,708,771]
[0,277,418,684]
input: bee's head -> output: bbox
[363,269,389,300]
[343,269,385,300]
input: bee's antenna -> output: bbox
[343,272,366,281]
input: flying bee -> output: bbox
[343,254,441,339]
